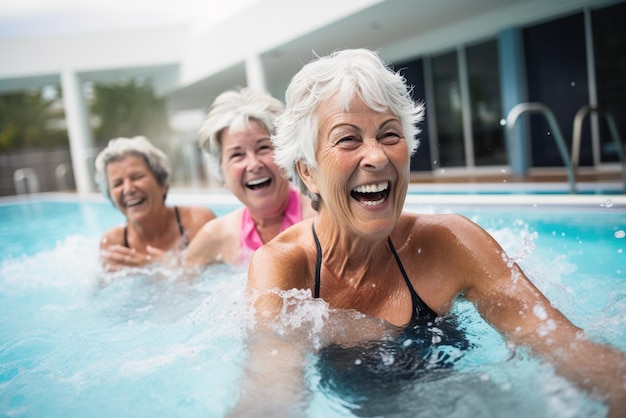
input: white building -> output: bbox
[1,0,623,194]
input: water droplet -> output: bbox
[571,81,576,87]
[500,118,506,126]
[547,131,551,136]
[615,230,625,239]
[618,249,623,254]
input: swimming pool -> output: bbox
[1,191,624,417]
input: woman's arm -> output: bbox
[184,211,240,267]
[230,241,312,416]
[445,215,626,415]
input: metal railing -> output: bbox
[13,168,41,194]
[506,102,576,193]
[572,105,626,192]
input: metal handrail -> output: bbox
[506,102,576,193]
[572,105,626,192]
[13,168,40,194]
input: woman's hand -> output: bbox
[100,244,164,270]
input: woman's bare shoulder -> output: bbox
[180,205,217,226]
[99,225,125,249]
[249,221,313,289]
[402,212,477,234]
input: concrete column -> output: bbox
[61,69,95,194]
[498,28,529,176]
[245,54,267,92]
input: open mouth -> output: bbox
[124,197,146,208]
[246,177,271,190]
[350,181,390,207]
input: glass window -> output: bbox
[466,40,506,166]
[395,58,432,171]
[432,51,464,167]
[524,13,588,167]
[592,2,626,164]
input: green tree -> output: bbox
[90,80,171,146]
[0,88,67,152]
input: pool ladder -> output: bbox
[13,168,40,194]
[506,102,626,193]
[571,105,626,192]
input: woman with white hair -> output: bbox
[184,88,316,267]
[95,136,216,270]
[240,49,626,415]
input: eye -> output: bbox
[335,135,360,149]
[258,144,274,154]
[380,131,402,145]
[227,152,244,161]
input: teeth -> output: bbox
[247,177,270,186]
[352,182,389,194]
[126,198,142,206]
[361,197,386,207]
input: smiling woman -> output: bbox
[94,136,216,271]
[184,87,316,267]
[238,48,626,416]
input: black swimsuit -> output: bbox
[312,223,437,324]
[123,206,188,249]
[312,224,469,414]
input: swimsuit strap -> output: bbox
[312,223,436,322]
[312,223,322,298]
[387,237,437,322]
[123,206,188,250]
[174,206,189,247]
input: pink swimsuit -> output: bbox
[240,188,303,257]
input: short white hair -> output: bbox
[272,48,425,207]
[197,87,284,183]
[94,136,170,201]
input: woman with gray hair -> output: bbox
[95,136,216,270]
[184,88,315,267]
[239,49,626,415]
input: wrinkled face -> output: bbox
[220,119,291,214]
[298,95,410,238]
[106,154,166,222]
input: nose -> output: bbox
[122,178,136,193]
[246,152,264,173]
[361,140,389,170]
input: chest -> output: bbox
[314,261,417,327]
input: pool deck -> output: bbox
[2,168,625,210]
[3,183,623,212]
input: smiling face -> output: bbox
[298,94,410,238]
[106,154,167,222]
[220,119,291,215]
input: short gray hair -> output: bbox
[272,48,425,207]
[94,136,171,202]
[197,87,284,183]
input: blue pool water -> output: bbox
[0,194,624,417]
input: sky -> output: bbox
[0,0,256,38]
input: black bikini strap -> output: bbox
[123,225,130,248]
[312,223,322,298]
[387,236,424,321]
[174,206,188,247]
[174,206,184,236]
